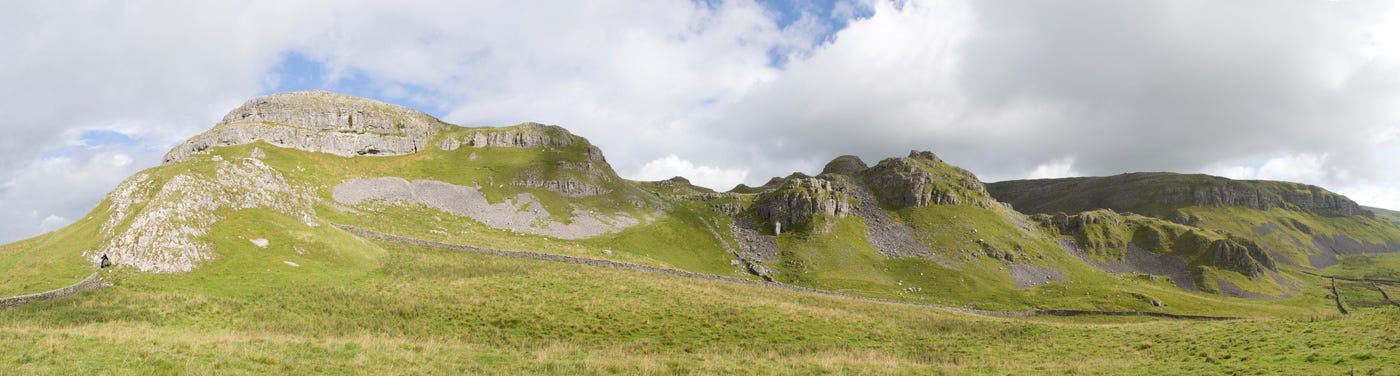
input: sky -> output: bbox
[3,0,1400,243]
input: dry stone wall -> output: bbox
[0,273,102,310]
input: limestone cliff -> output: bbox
[864,151,997,210]
[751,175,856,231]
[163,91,445,163]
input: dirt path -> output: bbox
[331,223,1240,321]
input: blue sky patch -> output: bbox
[79,129,138,148]
[265,52,448,118]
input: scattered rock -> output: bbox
[333,177,639,239]
[283,260,300,267]
[250,238,269,248]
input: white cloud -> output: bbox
[0,142,156,242]
[1026,157,1080,180]
[1255,153,1331,183]
[635,154,749,190]
[39,215,68,233]
[7,0,1400,242]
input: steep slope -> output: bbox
[988,173,1400,269]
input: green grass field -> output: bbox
[2,215,1397,374]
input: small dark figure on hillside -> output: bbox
[100,253,111,269]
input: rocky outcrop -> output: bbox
[751,176,856,232]
[1034,211,1122,236]
[1207,238,1277,278]
[513,178,609,197]
[511,160,616,197]
[466,122,575,148]
[91,158,317,273]
[163,91,444,163]
[864,150,995,209]
[988,172,1373,218]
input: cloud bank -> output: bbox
[4,0,1400,242]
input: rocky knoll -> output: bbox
[163,91,444,163]
[442,122,608,162]
[864,151,997,210]
[1033,210,1278,281]
[988,172,1372,218]
[751,175,856,232]
[1206,237,1277,278]
[92,157,316,273]
[748,151,1002,232]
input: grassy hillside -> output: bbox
[2,210,1395,374]
[988,174,1400,270]
[1368,206,1400,228]
[5,92,1399,373]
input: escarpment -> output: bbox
[163,91,445,163]
[988,172,1371,218]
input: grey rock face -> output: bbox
[1207,238,1276,278]
[438,136,462,151]
[163,91,444,163]
[467,122,574,147]
[1035,212,1119,235]
[864,151,994,209]
[90,158,316,273]
[513,178,609,197]
[751,176,855,232]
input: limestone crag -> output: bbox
[865,151,995,209]
[513,178,610,197]
[512,160,616,197]
[91,158,316,273]
[467,122,575,147]
[752,175,856,231]
[163,91,444,163]
[1206,238,1277,277]
[1034,211,1122,236]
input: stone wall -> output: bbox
[0,273,102,310]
